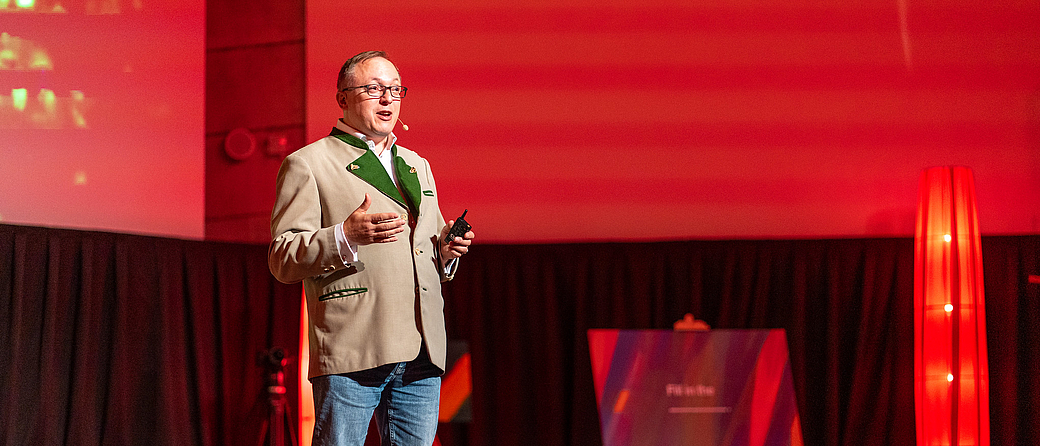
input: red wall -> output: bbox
[308,0,1040,242]
[2,1,1037,243]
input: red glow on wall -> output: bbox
[914,166,989,445]
[307,0,1040,243]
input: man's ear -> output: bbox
[336,91,348,109]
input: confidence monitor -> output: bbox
[588,329,803,446]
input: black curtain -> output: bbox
[3,223,1037,446]
[0,224,301,446]
[979,235,1040,445]
[442,236,1040,446]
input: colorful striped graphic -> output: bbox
[439,352,472,422]
[589,329,802,446]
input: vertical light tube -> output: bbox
[299,287,314,446]
[914,166,989,445]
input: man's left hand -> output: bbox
[439,220,474,267]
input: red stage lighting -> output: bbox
[914,166,989,445]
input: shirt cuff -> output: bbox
[443,257,459,278]
[334,222,359,266]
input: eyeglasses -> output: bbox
[341,84,408,99]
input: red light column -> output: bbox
[914,166,989,445]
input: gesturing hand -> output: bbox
[343,194,405,245]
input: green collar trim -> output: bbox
[329,127,369,151]
[345,150,405,208]
[331,128,421,214]
[394,155,422,214]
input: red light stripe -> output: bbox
[438,353,472,422]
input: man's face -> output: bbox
[337,57,401,143]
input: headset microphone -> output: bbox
[398,118,409,131]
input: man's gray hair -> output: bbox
[337,50,391,91]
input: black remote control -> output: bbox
[444,210,471,243]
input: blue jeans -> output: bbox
[311,362,441,446]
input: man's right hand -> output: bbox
[343,194,405,244]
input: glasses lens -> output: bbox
[356,85,406,98]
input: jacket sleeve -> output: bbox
[268,154,341,284]
[424,157,458,283]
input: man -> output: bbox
[268,50,474,445]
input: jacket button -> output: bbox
[414,248,422,256]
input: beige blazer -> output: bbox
[269,122,452,378]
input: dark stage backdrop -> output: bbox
[2,224,1038,445]
[442,235,1040,446]
[0,224,301,446]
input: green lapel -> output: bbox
[331,130,407,208]
[392,146,422,215]
[329,127,368,151]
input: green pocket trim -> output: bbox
[422,190,434,196]
[318,287,368,301]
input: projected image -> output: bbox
[0,0,142,14]
[0,32,90,129]
[0,0,203,238]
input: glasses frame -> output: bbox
[341,84,408,99]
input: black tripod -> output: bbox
[256,347,298,446]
